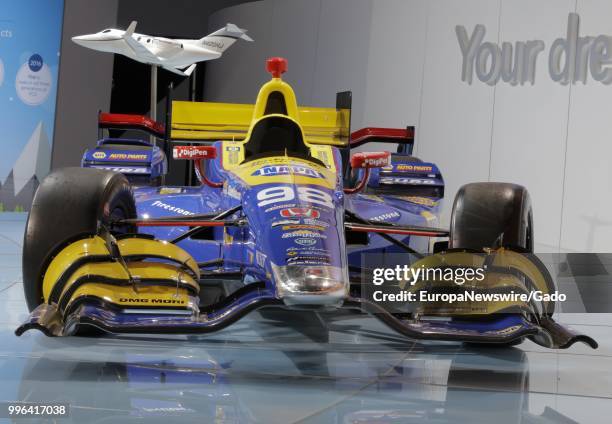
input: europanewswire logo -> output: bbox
[457,13,612,86]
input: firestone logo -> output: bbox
[457,13,612,86]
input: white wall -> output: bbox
[208,0,612,253]
[205,0,373,128]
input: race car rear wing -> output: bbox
[350,126,415,154]
[169,91,352,147]
[98,112,166,139]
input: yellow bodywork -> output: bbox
[391,249,553,316]
[170,76,350,146]
[42,236,200,313]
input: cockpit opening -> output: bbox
[242,116,319,164]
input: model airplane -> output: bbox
[72,21,253,76]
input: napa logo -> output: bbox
[252,165,323,178]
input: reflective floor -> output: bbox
[1,213,611,423]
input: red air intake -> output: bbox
[267,57,288,78]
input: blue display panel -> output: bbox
[0,0,64,211]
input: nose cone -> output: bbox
[71,34,103,49]
[272,264,348,307]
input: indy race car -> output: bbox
[17,57,596,350]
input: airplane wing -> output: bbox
[122,21,159,64]
[162,63,197,77]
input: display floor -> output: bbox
[1,213,611,423]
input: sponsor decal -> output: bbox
[282,225,326,231]
[119,298,185,305]
[303,219,329,228]
[108,153,149,161]
[281,230,327,239]
[369,211,401,222]
[92,151,106,159]
[90,166,149,174]
[226,146,240,152]
[159,187,184,195]
[392,164,433,173]
[295,238,317,246]
[173,145,216,159]
[489,325,522,335]
[280,207,320,219]
[151,200,194,216]
[256,251,267,268]
[226,185,241,200]
[265,203,297,213]
[364,157,391,167]
[400,196,437,207]
[287,255,331,265]
[379,177,436,185]
[272,219,300,227]
[287,246,330,253]
[252,165,323,178]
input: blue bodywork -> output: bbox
[82,138,167,181]
[86,146,444,280]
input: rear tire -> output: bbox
[22,168,136,312]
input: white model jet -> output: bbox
[72,21,253,76]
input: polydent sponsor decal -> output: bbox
[252,165,323,178]
[108,153,149,161]
[93,151,107,159]
[295,238,317,246]
[151,200,194,216]
[280,207,320,219]
[370,211,401,222]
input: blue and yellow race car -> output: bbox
[17,58,596,350]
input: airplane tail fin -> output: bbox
[125,21,137,38]
[199,23,253,54]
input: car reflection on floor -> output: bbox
[9,309,576,424]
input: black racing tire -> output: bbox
[23,167,136,312]
[449,182,533,252]
[450,183,534,347]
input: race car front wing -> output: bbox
[16,289,597,350]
